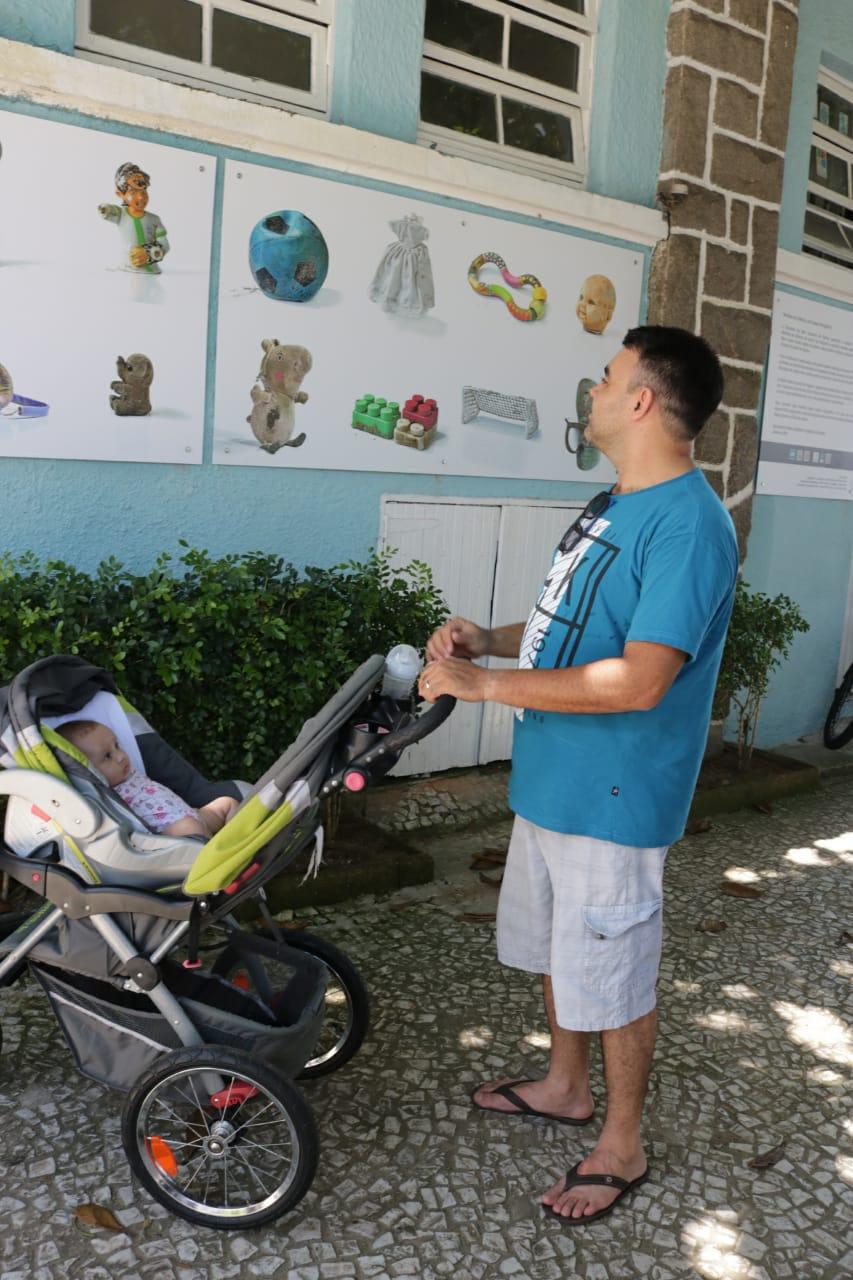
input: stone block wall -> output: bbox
[648,0,800,559]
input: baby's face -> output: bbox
[576,275,616,335]
[67,724,131,786]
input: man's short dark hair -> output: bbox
[622,325,724,440]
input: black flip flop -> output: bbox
[470,1080,595,1127]
[542,1160,650,1226]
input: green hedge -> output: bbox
[0,546,448,781]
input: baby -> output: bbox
[60,720,237,839]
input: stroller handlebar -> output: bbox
[323,693,456,797]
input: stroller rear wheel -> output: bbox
[121,1045,318,1229]
[214,931,369,1079]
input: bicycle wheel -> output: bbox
[213,930,369,1079]
[824,663,853,749]
[121,1045,318,1229]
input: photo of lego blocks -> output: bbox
[394,395,438,450]
[352,395,400,440]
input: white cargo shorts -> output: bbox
[496,816,668,1032]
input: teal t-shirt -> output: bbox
[509,469,738,847]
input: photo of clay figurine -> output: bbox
[99,162,170,274]
[110,354,154,416]
[247,338,312,453]
[576,274,616,335]
[369,213,435,318]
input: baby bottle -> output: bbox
[381,644,423,700]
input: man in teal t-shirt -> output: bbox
[421,326,737,1227]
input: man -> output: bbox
[99,162,170,274]
[420,326,738,1226]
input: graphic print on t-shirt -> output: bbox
[516,514,620,716]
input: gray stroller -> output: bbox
[0,653,452,1229]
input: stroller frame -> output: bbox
[0,653,454,1229]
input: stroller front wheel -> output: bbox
[121,1045,318,1229]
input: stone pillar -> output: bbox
[647,0,799,560]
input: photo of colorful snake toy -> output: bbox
[467,251,548,322]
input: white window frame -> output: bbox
[75,0,333,116]
[804,67,853,269]
[418,0,596,188]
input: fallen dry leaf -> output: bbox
[685,817,713,835]
[720,881,765,899]
[74,1203,123,1232]
[696,918,727,934]
[470,850,507,870]
[458,911,497,923]
[747,1141,786,1169]
[478,871,503,889]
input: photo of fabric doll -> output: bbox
[99,161,170,274]
[369,212,435,318]
[60,720,236,839]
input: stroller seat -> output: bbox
[0,652,388,895]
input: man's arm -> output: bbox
[426,615,524,661]
[419,641,687,713]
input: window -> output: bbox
[75,0,333,115]
[804,68,853,270]
[419,0,595,187]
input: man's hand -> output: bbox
[419,657,490,703]
[426,616,491,662]
[129,245,150,268]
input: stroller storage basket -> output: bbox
[32,955,325,1093]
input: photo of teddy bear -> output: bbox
[109,354,154,416]
[247,338,312,453]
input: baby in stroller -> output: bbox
[60,719,238,839]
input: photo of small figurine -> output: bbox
[99,162,170,274]
[247,338,312,452]
[576,274,616,335]
[110,353,153,416]
[369,213,435,318]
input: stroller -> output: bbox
[0,653,452,1229]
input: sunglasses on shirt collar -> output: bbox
[558,490,612,553]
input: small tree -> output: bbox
[714,579,810,769]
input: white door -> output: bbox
[380,496,583,773]
[381,499,501,774]
[479,502,583,763]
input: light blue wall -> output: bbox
[330,0,426,141]
[744,282,853,747]
[779,0,853,251]
[0,0,73,52]
[747,3,853,745]
[586,0,670,207]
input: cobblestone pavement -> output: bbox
[1,780,851,1280]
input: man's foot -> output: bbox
[541,1145,648,1221]
[471,1077,594,1125]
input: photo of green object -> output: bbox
[564,377,600,470]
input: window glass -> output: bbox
[509,22,579,92]
[425,0,503,64]
[421,70,499,141]
[90,0,202,62]
[212,9,312,91]
[502,96,573,160]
